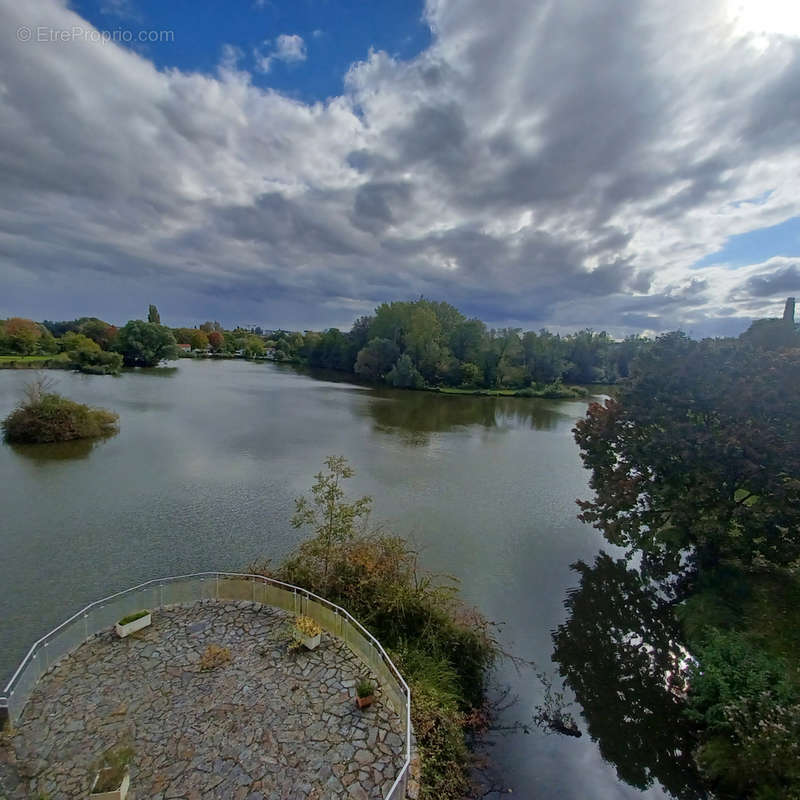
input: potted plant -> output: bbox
[355,677,375,709]
[293,615,322,650]
[115,609,151,639]
[90,748,132,800]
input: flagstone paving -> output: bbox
[0,601,406,799]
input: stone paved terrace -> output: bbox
[0,601,406,799]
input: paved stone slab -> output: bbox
[0,601,405,799]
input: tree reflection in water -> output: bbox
[365,389,572,445]
[552,553,706,800]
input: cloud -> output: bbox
[0,0,799,333]
[99,0,138,19]
[255,33,307,73]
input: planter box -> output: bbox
[356,694,375,709]
[90,768,129,799]
[293,629,321,650]
[115,612,151,639]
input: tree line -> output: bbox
[0,308,272,373]
[0,299,649,387]
[278,298,649,390]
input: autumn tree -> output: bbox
[2,318,42,355]
[190,330,209,351]
[208,330,224,351]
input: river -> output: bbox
[0,360,702,799]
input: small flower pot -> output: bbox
[293,630,321,650]
[356,694,375,709]
[90,766,130,799]
[115,612,151,639]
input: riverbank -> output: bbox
[0,355,68,369]
[2,352,604,400]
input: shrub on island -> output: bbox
[2,378,119,444]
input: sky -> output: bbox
[1,0,799,336]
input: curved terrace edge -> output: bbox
[0,571,414,800]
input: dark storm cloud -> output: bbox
[0,0,799,332]
[742,263,800,297]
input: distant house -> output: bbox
[177,343,191,353]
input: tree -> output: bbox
[147,304,161,324]
[207,330,224,352]
[79,318,118,350]
[523,330,567,384]
[243,335,265,358]
[739,317,800,351]
[190,330,209,351]
[291,455,372,591]
[450,318,486,364]
[459,362,483,387]
[574,332,800,573]
[115,320,179,367]
[60,333,121,374]
[3,318,42,355]
[386,354,424,389]
[354,338,399,380]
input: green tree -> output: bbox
[386,354,424,389]
[243,335,265,358]
[291,455,372,591]
[574,332,800,573]
[450,318,486,364]
[147,304,161,324]
[190,330,209,351]
[459,362,483,387]
[354,338,399,380]
[116,320,179,367]
[739,317,800,350]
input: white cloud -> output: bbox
[255,33,307,73]
[0,0,798,333]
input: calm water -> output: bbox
[0,361,700,799]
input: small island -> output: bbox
[2,377,119,444]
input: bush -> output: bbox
[687,629,800,798]
[2,382,119,443]
[251,456,496,800]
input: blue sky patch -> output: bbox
[70,0,431,102]
[693,215,800,269]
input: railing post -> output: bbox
[0,702,9,732]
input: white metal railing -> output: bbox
[0,572,412,800]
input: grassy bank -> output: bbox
[0,355,69,369]
[433,381,589,399]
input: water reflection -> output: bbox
[7,432,116,462]
[362,389,572,444]
[127,366,179,378]
[552,553,705,800]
